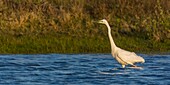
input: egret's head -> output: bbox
[98,19,108,25]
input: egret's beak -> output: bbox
[92,20,100,23]
[97,20,103,24]
[97,21,101,23]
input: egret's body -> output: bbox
[98,19,145,68]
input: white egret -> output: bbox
[98,19,145,68]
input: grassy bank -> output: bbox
[0,34,169,54]
[0,0,170,54]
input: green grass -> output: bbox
[0,34,169,54]
[0,0,170,54]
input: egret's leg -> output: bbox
[131,64,137,67]
[130,65,143,69]
[122,65,125,68]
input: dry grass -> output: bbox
[0,0,169,53]
[0,0,170,39]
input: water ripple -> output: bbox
[0,54,169,85]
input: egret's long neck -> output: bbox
[105,22,117,52]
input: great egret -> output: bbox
[98,19,145,68]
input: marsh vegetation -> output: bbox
[0,0,169,53]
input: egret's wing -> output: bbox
[116,48,141,64]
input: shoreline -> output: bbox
[0,0,169,54]
[0,35,169,54]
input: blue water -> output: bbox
[0,54,170,85]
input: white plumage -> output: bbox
[98,19,145,68]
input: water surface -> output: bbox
[0,54,169,85]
